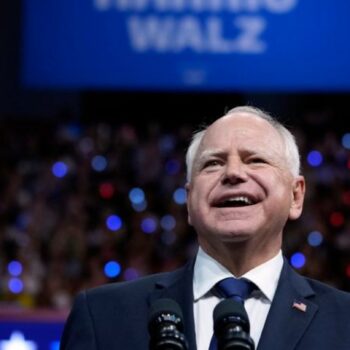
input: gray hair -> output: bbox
[185,106,301,182]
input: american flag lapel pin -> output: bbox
[292,300,307,312]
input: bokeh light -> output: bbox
[129,188,145,205]
[329,212,344,227]
[307,150,323,167]
[173,188,187,205]
[307,231,323,247]
[141,217,158,234]
[290,252,306,269]
[160,215,176,231]
[99,182,115,199]
[106,215,122,231]
[341,133,350,149]
[104,261,121,278]
[52,161,68,178]
[91,155,107,172]
[132,200,148,212]
[8,261,23,277]
[123,267,140,281]
[8,278,24,294]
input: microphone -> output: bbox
[213,299,255,350]
[148,298,189,350]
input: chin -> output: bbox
[220,232,252,243]
[211,228,254,243]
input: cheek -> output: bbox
[188,189,203,213]
[187,182,209,215]
[254,171,291,194]
[273,182,290,198]
[269,179,296,215]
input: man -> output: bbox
[60,106,350,349]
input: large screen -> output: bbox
[0,321,63,350]
[21,0,350,91]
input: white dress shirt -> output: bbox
[193,247,283,350]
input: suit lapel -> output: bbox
[148,260,197,350]
[257,262,318,350]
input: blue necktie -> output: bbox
[208,277,255,350]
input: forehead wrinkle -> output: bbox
[220,120,287,164]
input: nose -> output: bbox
[222,156,248,185]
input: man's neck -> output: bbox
[198,238,282,277]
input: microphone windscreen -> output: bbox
[148,298,185,334]
[213,299,250,333]
[148,298,183,321]
[148,298,188,350]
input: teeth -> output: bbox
[225,196,253,205]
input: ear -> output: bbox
[185,182,193,226]
[288,176,305,220]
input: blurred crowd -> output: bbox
[1,109,350,310]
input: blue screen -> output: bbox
[0,321,63,350]
[21,0,350,91]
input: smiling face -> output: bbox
[186,112,305,257]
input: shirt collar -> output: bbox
[193,247,283,302]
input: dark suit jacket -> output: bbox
[60,260,350,349]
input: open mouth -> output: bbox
[215,196,256,208]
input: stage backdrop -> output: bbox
[0,310,65,350]
[22,0,350,91]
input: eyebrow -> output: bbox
[197,147,276,165]
[196,149,226,164]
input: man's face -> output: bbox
[186,113,305,251]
